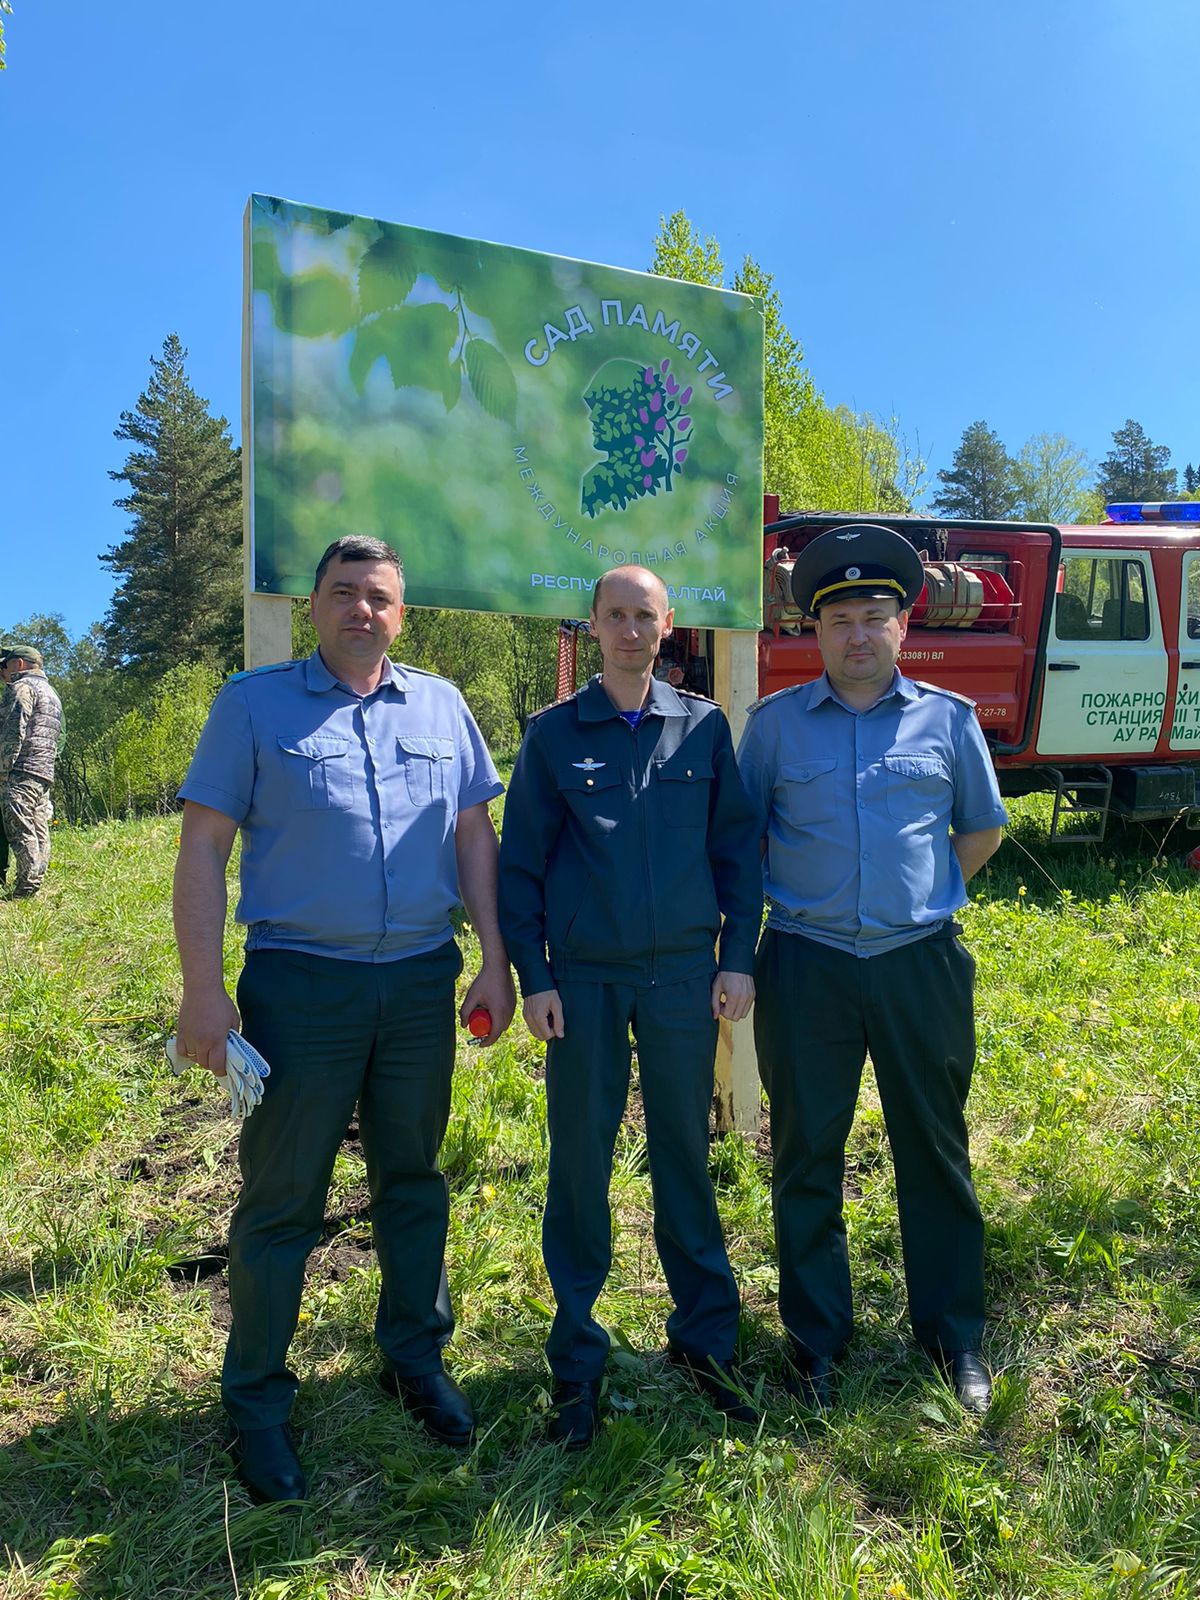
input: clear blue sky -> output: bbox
[3,0,1197,636]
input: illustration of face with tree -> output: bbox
[581,358,693,518]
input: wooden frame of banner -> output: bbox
[243,201,296,669]
[711,627,762,1134]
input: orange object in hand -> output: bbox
[467,1007,492,1038]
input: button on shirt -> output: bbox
[178,652,502,962]
[736,671,1008,957]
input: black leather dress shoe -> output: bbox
[228,1423,308,1504]
[380,1367,476,1446]
[668,1348,760,1424]
[783,1345,839,1413]
[934,1349,992,1414]
[548,1379,601,1448]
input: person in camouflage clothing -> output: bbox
[0,645,63,898]
[0,651,16,884]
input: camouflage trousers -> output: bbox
[1,774,52,895]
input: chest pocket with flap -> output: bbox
[654,752,713,829]
[397,735,455,805]
[276,735,353,810]
[557,762,622,833]
[882,753,951,824]
[778,758,837,825]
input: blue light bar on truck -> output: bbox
[1106,502,1200,523]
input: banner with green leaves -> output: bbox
[247,197,764,628]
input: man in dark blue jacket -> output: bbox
[499,565,763,1446]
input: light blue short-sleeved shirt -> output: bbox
[736,670,1008,958]
[179,651,503,963]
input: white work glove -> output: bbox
[164,1030,272,1120]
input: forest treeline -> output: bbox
[5,212,1195,824]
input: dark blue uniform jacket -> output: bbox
[498,675,763,995]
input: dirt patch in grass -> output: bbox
[142,1095,375,1329]
[166,1211,379,1332]
[118,1092,237,1185]
[312,1222,376,1283]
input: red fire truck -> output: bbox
[664,498,1200,842]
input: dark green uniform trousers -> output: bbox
[754,926,984,1357]
[222,940,462,1430]
[542,973,741,1381]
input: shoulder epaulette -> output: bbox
[226,660,297,683]
[527,691,579,722]
[396,663,451,684]
[746,681,810,715]
[674,686,718,705]
[908,678,977,708]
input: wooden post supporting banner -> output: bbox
[245,593,294,669]
[711,627,762,1135]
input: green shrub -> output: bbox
[87,662,223,816]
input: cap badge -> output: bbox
[572,757,606,771]
[836,531,861,541]
[845,566,861,579]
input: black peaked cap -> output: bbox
[789,524,926,618]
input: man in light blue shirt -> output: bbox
[173,536,515,1503]
[737,525,1007,1415]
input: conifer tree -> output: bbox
[102,335,242,676]
[931,421,1017,519]
[1095,419,1176,503]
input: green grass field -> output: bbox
[1,802,1199,1599]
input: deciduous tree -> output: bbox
[0,612,135,819]
[650,211,724,287]
[649,213,923,515]
[1013,433,1092,523]
[0,612,72,677]
[729,254,820,508]
[102,335,243,678]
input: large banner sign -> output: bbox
[247,196,765,628]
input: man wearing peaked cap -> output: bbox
[789,523,927,618]
[737,522,1007,1415]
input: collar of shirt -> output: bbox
[576,674,689,722]
[807,668,918,715]
[303,650,409,698]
